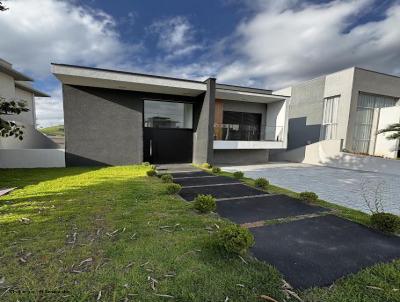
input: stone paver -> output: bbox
[222,163,400,215]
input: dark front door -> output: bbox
[143,128,193,164]
[143,100,194,164]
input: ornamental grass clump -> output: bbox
[146,169,157,177]
[194,194,216,213]
[214,224,254,255]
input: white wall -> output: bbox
[14,86,36,126]
[374,106,400,158]
[266,100,286,141]
[0,149,65,168]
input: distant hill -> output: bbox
[39,125,64,137]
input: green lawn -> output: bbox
[39,125,64,136]
[0,166,399,301]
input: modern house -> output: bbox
[273,67,400,162]
[51,63,289,166]
[0,58,65,168]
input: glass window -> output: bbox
[352,92,398,153]
[217,111,261,141]
[321,95,340,140]
[144,100,193,129]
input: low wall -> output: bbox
[0,149,65,168]
[271,140,400,176]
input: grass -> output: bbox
[1,165,399,301]
[0,166,284,301]
[39,125,64,136]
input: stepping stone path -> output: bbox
[159,165,400,289]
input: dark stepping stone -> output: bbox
[170,171,211,178]
[179,184,266,201]
[174,176,240,187]
[217,195,327,224]
[250,214,400,289]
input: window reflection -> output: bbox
[144,100,193,129]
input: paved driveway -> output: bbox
[222,162,399,215]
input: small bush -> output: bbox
[160,174,173,183]
[201,163,212,169]
[254,178,269,189]
[166,183,182,195]
[214,224,254,255]
[299,191,318,203]
[143,162,150,166]
[212,167,221,174]
[146,169,157,177]
[233,171,244,179]
[150,164,156,170]
[371,213,400,233]
[194,194,216,213]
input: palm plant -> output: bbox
[378,123,400,140]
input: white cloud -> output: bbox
[0,0,142,127]
[218,0,400,88]
[148,16,202,59]
[0,0,140,78]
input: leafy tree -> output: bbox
[0,97,29,140]
[378,123,400,140]
[0,1,9,11]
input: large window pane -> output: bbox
[218,111,261,141]
[144,100,193,129]
[321,95,339,140]
[352,92,398,153]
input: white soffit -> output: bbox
[51,64,207,97]
[216,89,287,104]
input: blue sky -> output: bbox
[1,0,399,127]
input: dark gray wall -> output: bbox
[287,77,325,150]
[214,149,269,165]
[193,78,216,164]
[63,85,144,166]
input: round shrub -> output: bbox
[371,213,400,233]
[160,174,173,183]
[214,224,254,255]
[233,171,244,179]
[212,167,221,174]
[146,169,157,177]
[201,163,212,169]
[166,183,182,195]
[143,162,151,166]
[299,191,318,203]
[194,194,216,213]
[254,177,269,189]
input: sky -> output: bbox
[0,0,399,127]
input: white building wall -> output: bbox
[14,87,36,126]
[0,71,15,99]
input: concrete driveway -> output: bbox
[222,162,399,215]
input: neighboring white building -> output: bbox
[0,58,65,168]
[273,67,400,163]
